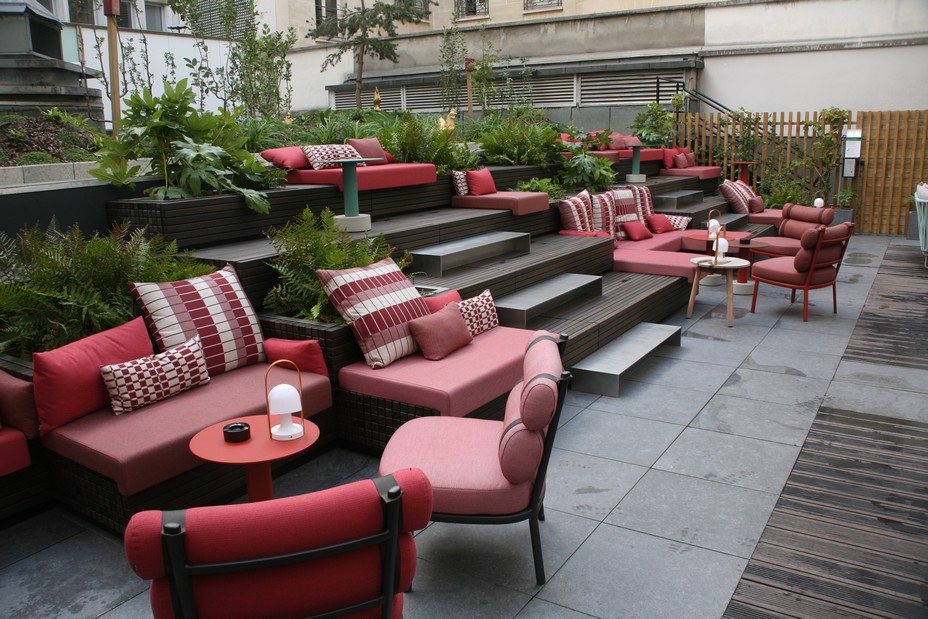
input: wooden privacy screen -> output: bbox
[676,110,928,235]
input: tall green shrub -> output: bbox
[376,114,478,173]
[0,221,214,358]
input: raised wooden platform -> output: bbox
[725,407,928,619]
[844,244,928,371]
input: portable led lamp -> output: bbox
[712,225,729,264]
[265,360,305,441]
[706,208,722,239]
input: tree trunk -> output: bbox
[355,43,365,110]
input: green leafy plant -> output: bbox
[797,107,850,203]
[757,169,814,210]
[264,208,408,323]
[377,113,478,173]
[0,221,214,358]
[17,152,60,165]
[479,115,562,166]
[90,79,284,213]
[61,147,97,162]
[630,102,675,147]
[835,188,856,208]
[514,177,565,201]
[560,152,616,193]
[7,128,29,149]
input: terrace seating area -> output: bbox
[2,234,925,618]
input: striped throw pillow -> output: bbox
[558,190,594,232]
[590,191,617,235]
[720,179,750,214]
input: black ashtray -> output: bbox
[739,238,751,245]
[223,422,251,443]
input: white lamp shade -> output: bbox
[707,218,720,238]
[715,237,729,255]
[814,198,825,208]
[268,383,302,415]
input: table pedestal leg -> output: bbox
[626,145,646,183]
[725,270,735,327]
[334,161,372,232]
[245,462,274,502]
[733,246,755,295]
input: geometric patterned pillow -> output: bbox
[625,184,655,222]
[100,336,210,415]
[316,257,430,369]
[128,265,265,377]
[558,190,594,232]
[664,214,693,231]
[451,171,470,196]
[457,289,499,338]
[720,179,750,214]
[590,191,616,235]
[300,144,365,170]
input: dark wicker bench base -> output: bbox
[336,389,509,454]
[43,407,339,534]
[0,442,53,527]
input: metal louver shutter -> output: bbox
[523,75,575,107]
[579,71,684,106]
[403,84,444,112]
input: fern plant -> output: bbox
[264,208,409,323]
[514,177,566,201]
[0,221,214,359]
[376,113,478,174]
[480,118,562,167]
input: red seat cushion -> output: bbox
[0,427,30,476]
[285,163,436,191]
[658,166,722,180]
[752,256,838,286]
[451,192,550,215]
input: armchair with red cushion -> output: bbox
[751,222,855,321]
[124,468,432,619]
[751,202,837,258]
[379,333,570,585]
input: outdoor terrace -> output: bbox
[1,234,925,619]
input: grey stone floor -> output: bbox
[2,235,925,619]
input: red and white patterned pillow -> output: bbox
[316,257,430,369]
[735,179,758,199]
[590,191,616,235]
[457,289,499,337]
[100,336,210,414]
[615,185,654,223]
[129,265,265,376]
[451,171,470,196]
[664,214,693,231]
[300,144,365,170]
[720,179,751,214]
[558,190,594,232]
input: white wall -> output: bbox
[288,46,352,112]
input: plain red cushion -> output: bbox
[646,214,676,234]
[622,220,654,241]
[423,289,463,314]
[346,137,387,165]
[662,148,676,169]
[263,338,329,379]
[32,317,153,435]
[0,428,30,476]
[748,195,765,213]
[259,146,310,169]
[465,169,497,196]
[673,153,690,169]
[408,303,473,361]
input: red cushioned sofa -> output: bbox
[658,146,722,180]
[259,146,437,191]
[560,132,665,164]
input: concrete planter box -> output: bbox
[832,208,854,226]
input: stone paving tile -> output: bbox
[682,319,773,347]
[587,379,713,425]
[413,508,597,595]
[654,335,757,368]
[834,360,928,395]
[544,448,648,522]
[823,381,928,424]
[0,509,84,571]
[623,355,738,393]
[403,556,531,619]
[757,325,852,357]
[718,368,830,407]
[607,469,779,558]
[741,345,843,380]
[773,312,862,337]
[515,598,597,618]
[654,428,801,494]
[692,394,818,447]
[555,409,684,467]
[539,524,747,619]
[98,592,153,619]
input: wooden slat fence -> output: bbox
[677,110,928,235]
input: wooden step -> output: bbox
[495,273,603,328]
[652,189,704,210]
[570,322,682,397]
[410,231,531,277]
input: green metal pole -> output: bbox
[342,161,360,217]
[631,145,641,176]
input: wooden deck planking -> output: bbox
[725,407,928,619]
[844,244,928,371]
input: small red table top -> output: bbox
[190,414,320,466]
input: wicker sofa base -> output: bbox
[43,407,339,534]
[0,442,53,526]
[336,389,509,454]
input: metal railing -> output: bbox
[524,0,561,9]
[455,0,489,16]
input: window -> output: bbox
[117,1,132,28]
[407,0,431,13]
[455,0,488,17]
[68,0,95,24]
[524,0,561,9]
[145,3,163,31]
[315,0,338,25]
[196,0,250,38]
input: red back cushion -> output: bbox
[32,317,153,434]
[465,168,497,196]
[422,289,463,314]
[259,147,310,169]
[673,153,690,169]
[263,338,329,378]
[646,214,676,234]
[408,303,473,360]
[346,137,387,165]
[748,195,765,213]
[685,151,697,166]
[622,220,653,241]
[662,148,676,169]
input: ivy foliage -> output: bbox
[0,221,214,359]
[264,209,409,323]
[90,79,285,214]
